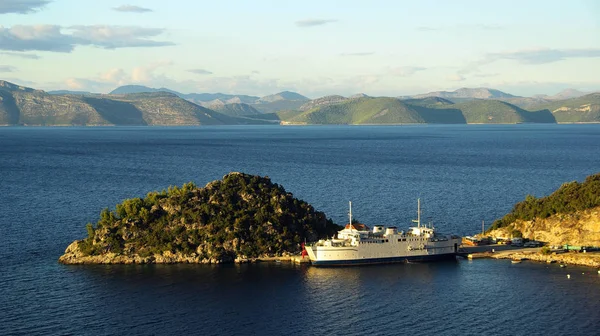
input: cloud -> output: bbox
[486,48,600,65]
[340,52,374,56]
[0,65,17,72]
[64,78,88,90]
[0,0,51,14]
[99,68,126,82]
[131,60,172,82]
[446,74,465,81]
[472,73,498,78]
[63,65,286,95]
[112,5,152,13]
[416,26,439,32]
[389,66,427,77]
[188,69,213,75]
[62,61,174,93]
[0,51,39,59]
[478,80,600,97]
[0,24,174,52]
[295,19,337,27]
[69,25,174,49]
[458,48,600,75]
[417,24,502,32]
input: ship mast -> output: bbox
[417,198,421,228]
[411,198,422,228]
[348,201,353,230]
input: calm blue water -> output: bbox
[1,124,600,335]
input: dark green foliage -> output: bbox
[79,173,340,261]
[534,93,600,123]
[291,97,425,124]
[83,97,147,125]
[447,100,555,124]
[490,173,600,230]
[210,103,261,117]
[511,229,523,238]
[273,97,556,125]
[86,223,94,238]
[0,90,20,125]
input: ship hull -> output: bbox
[309,252,457,267]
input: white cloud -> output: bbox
[112,5,152,13]
[459,48,600,75]
[446,74,465,81]
[188,69,213,75]
[389,66,427,77]
[340,52,374,57]
[417,24,502,32]
[0,24,174,52]
[62,61,173,93]
[486,48,600,64]
[295,19,337,27]
[0,65,17,72]
[0,0,51,14]
[131,61,172,82]
[65,78,85,90]
[0,51,40,59]
[99,68,127,83]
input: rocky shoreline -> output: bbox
[466,247,600,268]
[59,240,307,265]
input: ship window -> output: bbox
[398,239,401,242]
[386,239,388,242]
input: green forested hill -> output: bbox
[274,97,552,124]
[533,93,600,123]
[0,90,20,125]
[60,173,340,264]
[402,97,455,107]
[210,102,262,117]
[0,80,259,126]
[490,173,600,231]
[4,80,599,125]
[289,97,426,124]
[446,100,556,124]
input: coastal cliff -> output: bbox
[59,173,340,264]
[487,173,600,247]
[487,207,600,247]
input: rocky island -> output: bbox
[484,173,600,267]
[59,173,340,264]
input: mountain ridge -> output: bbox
[2,80,599,125]
[0,81,270,126]
[411,87,519,100]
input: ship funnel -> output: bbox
[385,227,398,236]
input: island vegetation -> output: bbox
[3,80,600,126]
[59,172,340,264]
[490,173,600,231]
[485,173,600,250]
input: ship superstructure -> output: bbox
[304,199,461,266]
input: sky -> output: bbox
[1,0,599,98]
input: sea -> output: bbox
[1,124,600,335]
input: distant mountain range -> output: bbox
[0,81,270,126]
[1,80,599,126]
[108,85,309,113]
[408,87,518,100]
[249,96,558,125]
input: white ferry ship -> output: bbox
[305,199,462,266]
